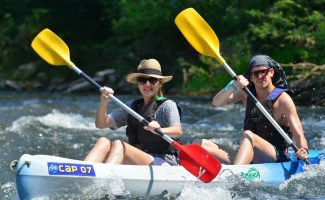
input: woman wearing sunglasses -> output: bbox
[85,59,182,166]
[194,55,308,164]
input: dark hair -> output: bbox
[244,55,288,89]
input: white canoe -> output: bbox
[13,150,324,199]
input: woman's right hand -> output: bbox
[100,86,114,104]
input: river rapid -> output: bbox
[0,92,324,200]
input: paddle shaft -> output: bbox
[223,62,310,164]
[70,65,173,143]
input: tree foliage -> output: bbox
[0,0,324,95]
[246,0,325,63]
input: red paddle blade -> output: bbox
[172,142,222,183]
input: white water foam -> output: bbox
[38,110,95,130]
[75,169,131,199]
[177,184,232,200]
[80,177,130,199]
[319,136,325,147]
[302,117,325,132]
[0,182,16,200]
[6,110,96,132]
[302,117,325,149]
[5,116,34,132]
[279,160,325,197]
[195,120,235,131]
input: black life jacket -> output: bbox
[126,97,181,154]
[244,88,292,151]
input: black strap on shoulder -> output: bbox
[129,97,182,127]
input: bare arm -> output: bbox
[161,124,182,137]
[95,87,114,129]
[212,75,249,107]
[277,94,309,159]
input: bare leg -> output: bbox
[233,130,277,165]
[233,131,254,164]
[84,137,112,163]
[105,140,125,164]
[193,138,232,164]
[106,140,153,165]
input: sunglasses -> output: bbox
[250,68,270,78]
[137,77,159,85]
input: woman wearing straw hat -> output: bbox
[194,55,308,164]
[85,59,182,166]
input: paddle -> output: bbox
[175,8,310,164]
[31,28,222,183]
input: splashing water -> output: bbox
[0,93,324,199]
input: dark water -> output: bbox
[0,92,324,200]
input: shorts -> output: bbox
[274,147,291,162]
[150,153,179,166]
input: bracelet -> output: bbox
[224,80,237,92]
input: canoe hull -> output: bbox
[14,150,324,199]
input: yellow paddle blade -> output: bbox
[175,8,225,65]
[31,28,74,67]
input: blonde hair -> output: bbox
[158,80,164,96]
[158,88,164,96]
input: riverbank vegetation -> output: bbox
[0,0,324,105]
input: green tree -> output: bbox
[246,0,325,63]
[0,0,323,99]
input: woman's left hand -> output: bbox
[144,121,161,134]
[295,148,309,160]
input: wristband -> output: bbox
[224,80,237,92]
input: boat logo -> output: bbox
[218,169,235,181]
[48,162,96,177]
[240,167,260,181]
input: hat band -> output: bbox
[137,68,162,75]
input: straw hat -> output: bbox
[126,59,173,84]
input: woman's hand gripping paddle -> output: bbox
[175,8,310,164]
[31,28,222,183]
